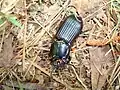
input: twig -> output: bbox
[2,80,47,90]
[1,0,19,13]
[92,61,103,75]
[27,60,67,86]
[86,36,120,46]
[0,63,19,83]
[0,0,4,5]
[22,0,28,71]
[26,0,70,48]
[44,0,71,26]
[23,53,38,79]
[71,65,88,90]
[10,70,22,82]
[110,67,120,85]
[0,29,5,52]
[0,71,8,83]
[33,17,53,38]
[83,1,111,21]
[110,56,120,84]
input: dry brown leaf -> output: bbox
[70,52,79,66]
[1,0,19,13]
[3,80,47,90]
[46,3,60,16]
[96,10,107,24]
[0,35,14,68]
[89,46,114,90]
[71,0,103,17]
[87,36,120,46]
[15,0,24,8]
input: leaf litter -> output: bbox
[0,34,14,68]
[0,0,120,90]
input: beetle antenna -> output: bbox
[50,65,57,82]
[50,66,53,82]
[68,63,75,68]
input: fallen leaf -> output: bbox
[71,0,103,17]
[89,46,114,90]
[0,34,14,68]
[3,80,47,90]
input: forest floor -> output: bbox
[0,0,120,90]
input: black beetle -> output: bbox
[50,14,83,69]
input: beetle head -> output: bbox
[50,40,70,69]
[52,57,70,70]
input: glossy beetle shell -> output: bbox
[50,40,70,68]
[56,15,83,44]
[51,40,70,60]
[50,15,83,69]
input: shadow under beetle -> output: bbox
[50,14,83,70]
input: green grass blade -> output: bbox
[6,15,24,29]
